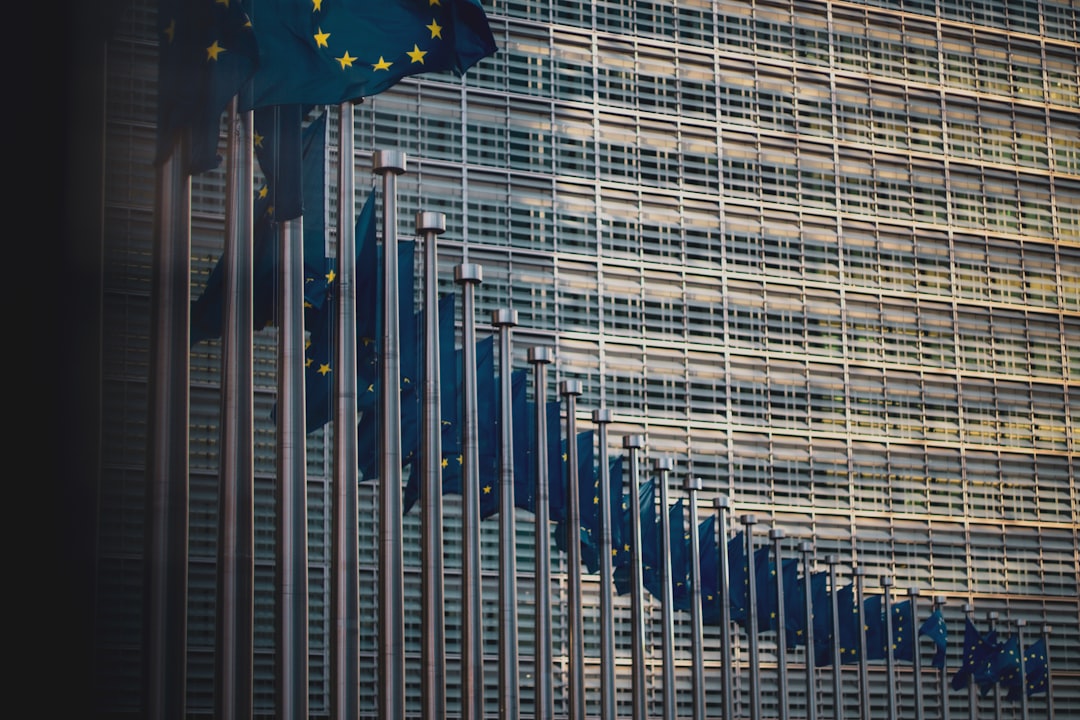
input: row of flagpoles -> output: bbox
[153,104,1057,718]
[146,5,1056,720]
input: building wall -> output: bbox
[94,0,1077,717]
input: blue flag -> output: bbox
[984,634,1021,696]
[475,335,498,518]
[837,584,860,665]
[891,599,915,662]
[669,499,691,611]
[245,0,497,109]
[754,546,777,633]
[614,478,660,597]
[919,608,948,670]
[1006,638,1048,700]
[951,618,992,690]
[865,594,886,661]
[728,531,748,625]
[973,630,1003,692]
[156,0,257,173]
[782,559,803,646]
[811,571,832,666]
[555,431,599,571]
[191,111,329,346]
[509,370,532,512]
[606,455,625,575]
[697,515,720,625]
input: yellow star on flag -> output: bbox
[325,269,336,283]
[314,27,330,47]
[406,44,427,64]
[427,20,443,39]
[373,56,392,71]
[337,51,357,69]
[318,363,331,375]
[206,41,226,61]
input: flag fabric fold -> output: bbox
[919,607,948,670]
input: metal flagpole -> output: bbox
[562,380,586,720]
[1016,619,1029,720]
[331,101,359,720]
[374,149,407,720]
[742,515,762,720]
[495,309,521,720]
[908,588,925,720]
[146,132,190,720]
[771,529,790,720]
[417,211,447,720]
[882,577,896,720]
[986,611,1002,720]
[715,497,735,720]
[1042,624,1054,720]
[656,458,677,720]
[802,541,818,720]
[455,263,484,720]
[854,568,871,720]
[530,347,555,720]
[595,409,617,720]
[685,478,706,720]
[215,98,255,720]
[934,596,949,720]
[827,556,843,720]
[624,434,648,720]
[963,603,977,720]
[276,192,309,720]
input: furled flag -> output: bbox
[919,607,948,670]
[728,531,748,625]
[156,0,257,172]
[697,515,720,625]
[811,571,832,666]
[670,499,691,611]
[245,0,498,109]
[782,558,804,646]
[555,430,598,570]
[753,546,777,633]
[836,584,861,665]
[864,594,886,661]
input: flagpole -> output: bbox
[986,611,1002,720]
[561,380,586,720]
[275,210,309,720]
[1016,619,1029,720]
[934,596,949,720]
[456,262,485,720]
[373,149,407,720]
[495,309,521,720]
[741,515,762,720]
[685,478,706,720]
[330,101,359,720]
[854,568,870,720]
[146,136,190,720]
[416,211,447,720]
[962,603,977,720]
[801,541,818,720]
[656,458,677,720]
[1041,624,1054,719]
[908,588,925,720]
[771,529,789,720]
[624,434,648,720]
[595,409,618,720]
[530,347,555,720]
[215,98,255,720]
[715,497,735,720]
[827,556,843,720]
[882,576,896,720]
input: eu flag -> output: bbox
[891,599,915,662]
[919,607,948,670]
[475,335,498,518]
[836,584,860,665]
[984,634,1021,696]
[606,455,625,576]
[670,499,691,611]
[782,558,804,646]
[728,531,748,625]
[951,618,991,690]
[614,478,661,598]
[554,430,597,570]
[156,0,258,173]
[697,515,720,625]
[246,0,498,109]
[864,594,885,661]
[755,546,779,633]
[1006,638,1048,700]
[810,571,832,666]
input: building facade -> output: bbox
[82,0,1077,717]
